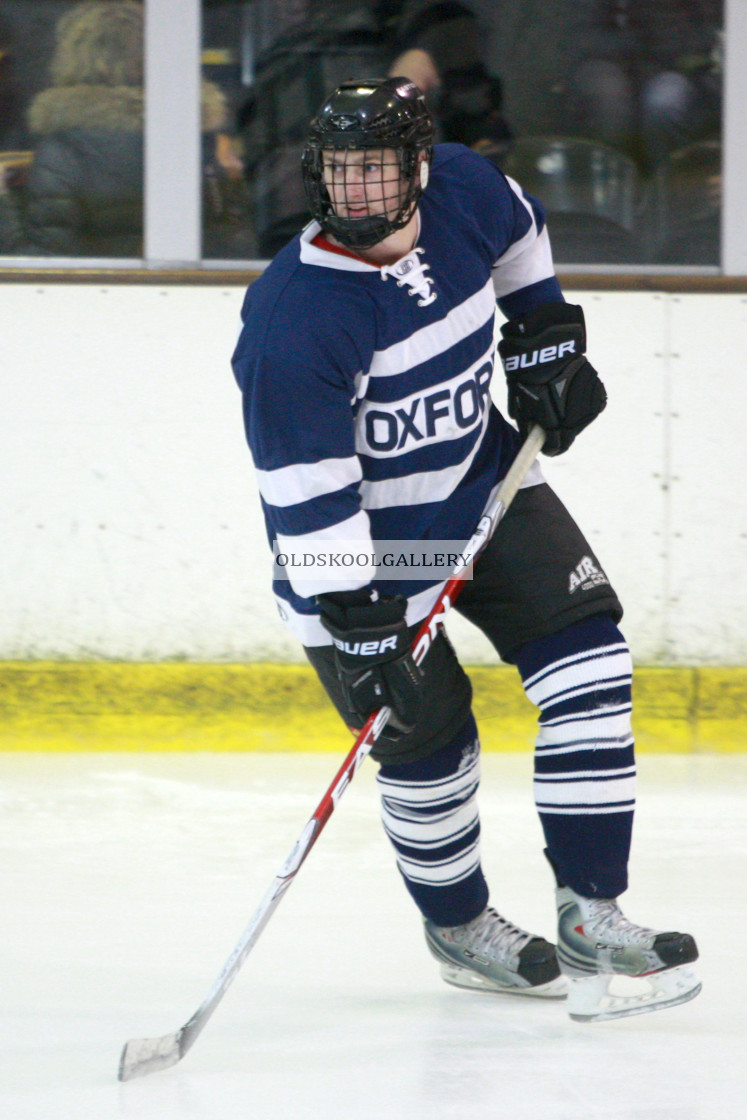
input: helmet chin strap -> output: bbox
[326,212,391,250]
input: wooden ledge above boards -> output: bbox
[1,265,747,293]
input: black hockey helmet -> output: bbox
[302,77,434,249]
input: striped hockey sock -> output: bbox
[516,614,636,899]
[376,714,489,927]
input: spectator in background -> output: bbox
[0,0,229,258]
[387,0,512,160]
[390,2,619,151]
[0,0,146,256]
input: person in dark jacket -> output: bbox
[0,0,227,258]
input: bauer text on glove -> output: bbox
[498,302,606,456]
[317,589,424,734]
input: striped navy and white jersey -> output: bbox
[232,143,564,646]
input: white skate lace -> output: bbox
[380,248,437,307]
[582,899,658,947]
[459,907,533,960]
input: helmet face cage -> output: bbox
[302,78,434,249]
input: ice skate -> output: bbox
[556,885,701,1021]
[424,907,567,997]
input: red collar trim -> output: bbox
[311,232,369,263]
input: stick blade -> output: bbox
[118,1029,185,1081]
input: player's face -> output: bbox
[322,148,405,222]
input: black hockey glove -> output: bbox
[498,302,607,456]
[317,589,424,735]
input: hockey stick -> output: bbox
[118,423,545,1081]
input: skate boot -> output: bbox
[424,907,567,997]
[556,885,701,1021]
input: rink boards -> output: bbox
[2,284,745,758]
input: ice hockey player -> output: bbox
[231,77,701,1020]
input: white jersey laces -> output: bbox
[380,247,437,307]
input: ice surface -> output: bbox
[1,751,745,1119]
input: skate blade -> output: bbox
[440,962,568,999]
[567,964,702,1022]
